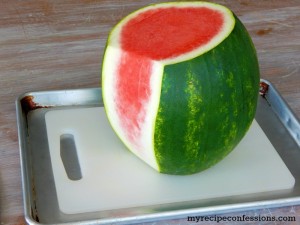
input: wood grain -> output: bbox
[0,0,299,224]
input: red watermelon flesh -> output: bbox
[121,7,223,60]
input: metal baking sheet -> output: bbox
[16,79,300,224]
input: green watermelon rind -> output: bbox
[102,2,260,175]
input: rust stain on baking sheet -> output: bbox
[20,95,52,115]
[260,81,269,98]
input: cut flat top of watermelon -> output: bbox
[121,7,223,60]
[109,2,235,64]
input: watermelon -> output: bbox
[102,1,260,175]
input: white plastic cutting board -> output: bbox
[45,107,295,215]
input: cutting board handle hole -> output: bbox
[60,134,82,181]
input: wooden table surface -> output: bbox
[0,0,299,224]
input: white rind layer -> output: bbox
[102,1,235,171]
